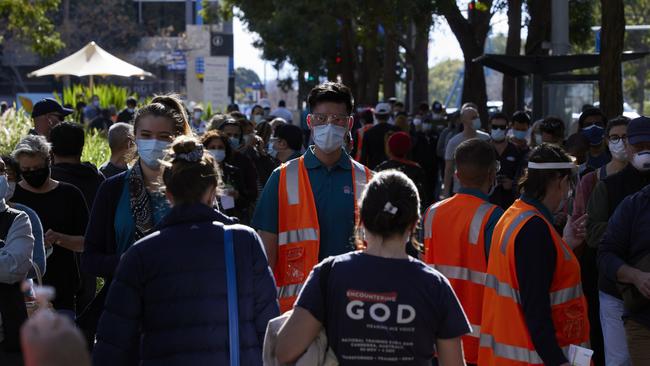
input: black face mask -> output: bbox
[21,167,50,188]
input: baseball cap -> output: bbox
[374,102,391,115]
[627,116,650,145]
[31,98,73,119]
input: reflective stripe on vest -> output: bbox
[480,333,544,364]
[480,333,589,364]
[423,201,444,239]
[485,273,584,306]
[499,211,536,254]
[278,228,319,246]
[469,324,481,338]
[429,264,487,287]
[285,159,301,205]
[468,202,495,245]
[278,283,303,299]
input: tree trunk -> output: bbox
[525,0,551,56]
[382,29,398,100]
[340,18,357,95]
[599,0,625,118]
[441,0,493,125]
[364,21,381,107]
[502,0,522,116]
[411,18,431,112]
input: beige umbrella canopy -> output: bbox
[28,41,153,89]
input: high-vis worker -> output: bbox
[423,138,503,365]
[479,144,590,366]
[252,82,372,313]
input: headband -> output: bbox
[527,162,576,170]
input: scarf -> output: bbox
[128,161,155,241]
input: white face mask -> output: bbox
[5,181,15,201]
[194,111,202,120]
[632,150,650,171]
[0,175,8,202]
[313,124,346,153]
[253,115,263,124]
[413,118,422,127]
[472,118,482,130]
[534,133,543,145]
[243,134,255,145]
[608,140,628,161]
[267,142,279,158]
[209,149,226,162]
[491,129,507,142]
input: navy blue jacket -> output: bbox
[598,184,650,328]
[92,203,279,365]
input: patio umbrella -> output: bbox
[28,41,153,89]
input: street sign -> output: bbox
[210,32,233,56]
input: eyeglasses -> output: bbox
[608,134,627,144]
[309,113,351,127]
[491,124,507,130]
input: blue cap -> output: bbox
[31,98,73,118]
[627,116,650,145]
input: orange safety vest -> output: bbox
[478,199,590,366]
[276,155,372,313]
[423,193,498,364]
[354,124,373,162]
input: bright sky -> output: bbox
[232,7,512,81]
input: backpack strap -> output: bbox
[224,226,240,366]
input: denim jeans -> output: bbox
[600,291,631,366]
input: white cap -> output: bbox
[375,102,391,115]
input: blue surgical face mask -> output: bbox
[136,139,170,169]
[209,149,226,163]
[582,124,605,146]
[313,124,346,153]
[0,175,7,202]
[472,118,482,130]
[229,137,241,150]
[513,129,528,141]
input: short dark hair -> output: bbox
[307,82,354,115]
[454,138,497,187]
[519,144,574,200]
[489,112,509,124]
[162,136,220,205]
[579,107,606,129]
[418,102,430,113]
[512,110,531,126]
[540,116,565,139]
[358,170,420,239]
[278,100,286,107]
[274,124,303,151]
[50,122,85,157]
[606,115,630,135]
[126,97,137,108]
[394,101,404,108]
[1,155,20,180]
[227,103,240,112]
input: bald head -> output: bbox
[107,122,134,152]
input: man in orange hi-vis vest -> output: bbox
[423,138,504,365]
[479,144,590,366]
[251,82,372,313]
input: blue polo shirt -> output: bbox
[252,146,360,260]
[457,187,504,259]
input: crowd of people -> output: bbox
[1,80,649,366]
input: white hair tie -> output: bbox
[383,201,398,215]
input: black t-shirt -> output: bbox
[11,182,88,311]
[296,252,470,365]
[99,161,127,179]
[361,123,400,170]
[375,160,428,209]
[490,142,526,209]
